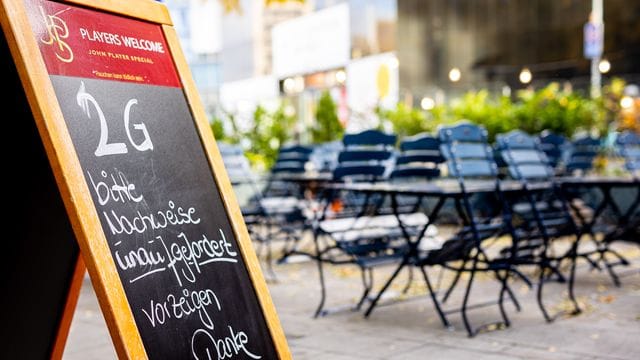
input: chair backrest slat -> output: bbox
[615,131,640,175]
[343,129,396,147]
[565,136,600,174]
[311,140,343,172]
[218,143,253,184]
[454,159,495,178]
[338,150,393,162]
[391,133,444,180]
[334,130,396,182]
[439,123,497,179]
[271,144,313,174]
[538,131,567,169]
[496,130,554,181]
[395,153,443,165]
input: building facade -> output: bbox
[397,0,640,103]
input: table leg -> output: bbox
[363,196,446,318]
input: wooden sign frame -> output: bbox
[0,0,290,358]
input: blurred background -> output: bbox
[161,0,639,170]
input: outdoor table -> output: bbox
[556,176,640,285]
[557,177,639,235]
[267,171,333,198]
[317,177,639,316]
[261,172,333,263]
[317,179,543,317]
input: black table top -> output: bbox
[328,177,639,196]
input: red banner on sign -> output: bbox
[25,0,181,87]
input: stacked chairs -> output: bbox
[220,143,314,277]
[313,130,435,316]
[360,134,445,317]
[261,145,315,268]
[264,145,314,197]
[565,135,600,175]
[310,140,343,173]
[221,125,637,336]
[607,131,640,244]
[217,143,263,223]
[411,123,522,337]
[496,130,581,321]
[616,131,640,177]
[538,131,567,171]
[389,133,445,239]
[218,143,269,257]
[390,133,444,180]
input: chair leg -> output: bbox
[278,232,294,262]
[597,242,629,287]
[602,253,622,287]
[265,238,278,281]
[314,236,328,318]
[442,260,466,304]
[498,271,521,312]
[402,266,414,295]
[605,246,630,266]
[567,241,582,316]
[420,266,451,329]
[536,264,553,322]
[364,260,408,318]
[509,268,533,289]
[496,270,511,327]
[461,258,478,337]
[355,268,373,311]
[547,262,567,283]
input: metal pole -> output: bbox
[590,0,603,98]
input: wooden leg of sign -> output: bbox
[50,257,85,360]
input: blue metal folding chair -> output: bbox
[264,144,314,197]
[496,130,582,321]
[608,131,640,244]
[389,133,445,229]
[538,131,567,171]
[616,131,640,177]
[310,140,343,173]
[390,133,444,180]
[411,122,522,337]
[314,130,434,317]
[565,135,600,175]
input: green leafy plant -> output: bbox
[241,104,297,170]
[312,91,344,143]
[376,102,432,138]
[423,80,624,140]
[210,116,227,141]
[449,90,517,142]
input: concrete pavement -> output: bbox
[63,242,640,359]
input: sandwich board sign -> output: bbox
[0,0,289,358]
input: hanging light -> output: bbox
[598,59,611,74]
[448,67,461,82]
[519,67,532,84]
[283,78,295,94]
[420,97,435,110]
[620,96,633,109]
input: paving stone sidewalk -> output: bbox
[64,243,640,359]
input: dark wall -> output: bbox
[398,0,640,94]
[0,31,80,359]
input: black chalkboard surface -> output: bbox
[49,75,277,359]
[2,0,286,358]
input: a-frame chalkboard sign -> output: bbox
[0,0,290,359]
